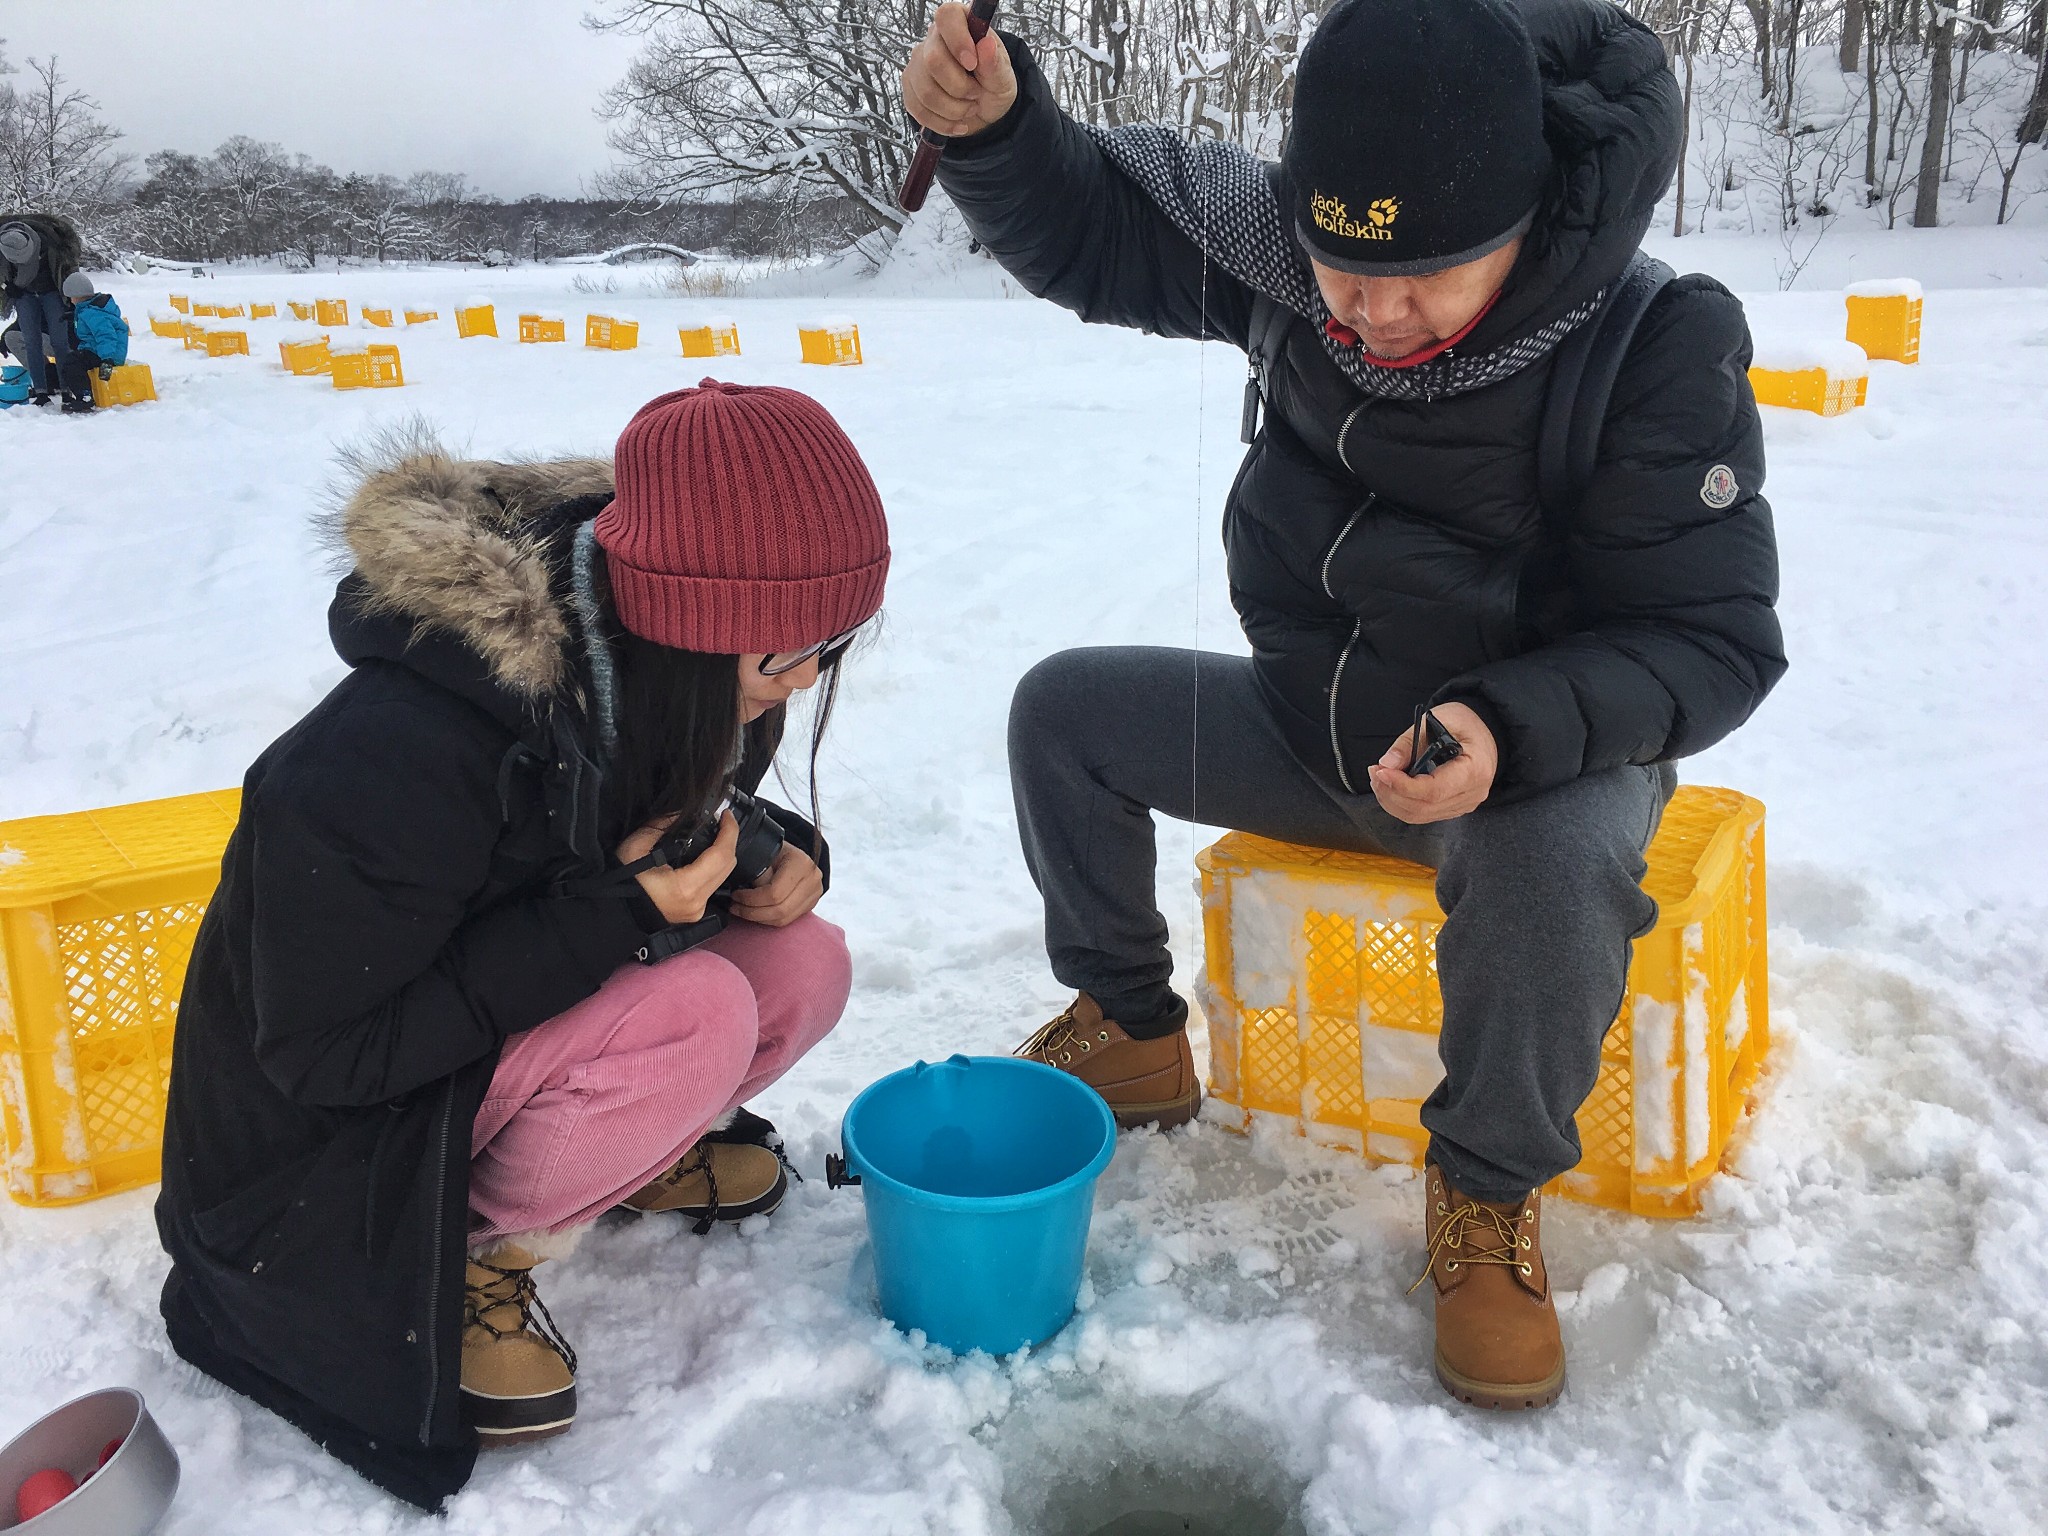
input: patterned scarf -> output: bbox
[1082,125,1604,403]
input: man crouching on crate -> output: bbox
[901,0,1783,1409]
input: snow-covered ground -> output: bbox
[3,235,2046,1533]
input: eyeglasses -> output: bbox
[759,625,862,677]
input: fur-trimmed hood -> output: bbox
[321,424,615,702]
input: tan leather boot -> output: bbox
[462,1243,577,1445]
[619,1140,788,1231]
[1414,1164,1565,1410]
[1017,993,1201,1130]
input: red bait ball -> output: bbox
[15,1467,79,1520]
[99,1437,124,1468]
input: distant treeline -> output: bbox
[0,45,862,267]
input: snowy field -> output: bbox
[3,229,2047,1533]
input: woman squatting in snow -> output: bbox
[153,382,891,1508]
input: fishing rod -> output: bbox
[898,0,1001,213]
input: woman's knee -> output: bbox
[578,951,762,1088]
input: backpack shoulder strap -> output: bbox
[1536,251,1676,529]
[1239,293,1294,444]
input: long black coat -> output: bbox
[155,449,824,1508]
[0,212,83,299]
[940,0,1785,797]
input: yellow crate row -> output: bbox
[161,295,863,365]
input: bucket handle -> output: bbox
[825,1153,861,1189]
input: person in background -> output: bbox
[0,213,86,410]
[0,328,34,409]
[61,271,129,409]
[155,384,891,1509]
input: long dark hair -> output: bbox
[610,630,853,840]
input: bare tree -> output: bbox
[0,55,130,247]
[1914,3,1958,222]
[595,0,925,238]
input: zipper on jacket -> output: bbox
[1320,498,1371,600]
[1329,620,1364,794]
[418,1081,457,1446]
[1335,400,1371,475]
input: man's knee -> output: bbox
[1010,648,1114,763]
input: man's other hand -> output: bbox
[902,2,1018,138]
[1367,702,1499,824]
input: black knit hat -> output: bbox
[1283,0,1550,277]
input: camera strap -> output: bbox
[636,909,727,965]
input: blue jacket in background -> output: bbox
[72,293,128,366]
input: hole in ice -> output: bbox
[996,1392,1307,1536]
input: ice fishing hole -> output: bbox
[995,1394,1308,1536]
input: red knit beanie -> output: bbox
[595,380,891,653]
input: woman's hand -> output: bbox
[728,842,825,928]
[617,812,739,926]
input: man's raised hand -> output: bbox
[902,2,1017,139]
[1367,702,1499,825]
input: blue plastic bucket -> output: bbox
[837,1054,1116,1355]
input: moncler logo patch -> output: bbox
[1311,191,1400,242]
[1701,465,1739,509]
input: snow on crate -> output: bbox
[1749,335,1869,416]
[1843,277,1925,299]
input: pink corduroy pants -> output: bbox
[467,913,850,1245]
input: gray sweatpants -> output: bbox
[1008,647,1674,1203]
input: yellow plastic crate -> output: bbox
[88,364,156,408]
[202,329,249,358]
[1844,285,1921,364]
[249,302,277,320]
[288,301,317,321]
[180,322,207,351]
[680,319,741,358]
[1749,364,1866,417]
[0,790,241,1206]
[148,314,185,340]
[188,303,218,319]
[363,306,394,328]
[456,302,496,339]
[798,320,862,366]
[278,336,332,376]
[213,303,246,320]
[314,298,349,327]
[330,342,403,389]
[584,314,640,350]
[1195,785,1769,1217]
[167,294,190,314]
[518,313,567,344]
[404,308,438,326]
[1748,338,1869,418]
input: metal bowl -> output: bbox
[0,1388,179,1534]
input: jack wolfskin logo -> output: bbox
[1701,464,1739,508]
[1311,191,1399,242]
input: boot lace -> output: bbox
[652,1144,723,1235]
[1406,1190,1535,1296]
[1017,1007,1081,1063]
[466,1259,578,1374]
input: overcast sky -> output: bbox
[1,0,647,199]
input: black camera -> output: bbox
[652,787,785,892]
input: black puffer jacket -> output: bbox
[0,212,83,298]
[940,0,1784,797]
[155,444,826,1509]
